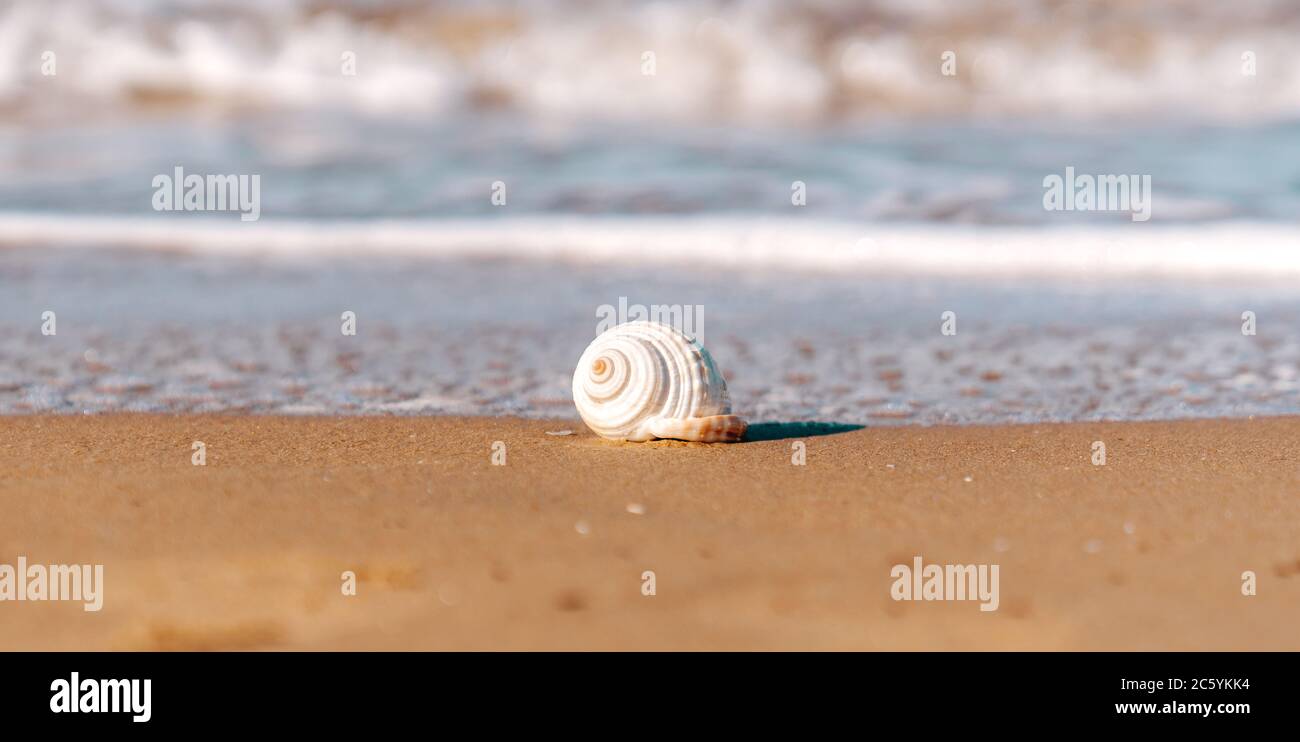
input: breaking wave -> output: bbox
[3,0,1299,123]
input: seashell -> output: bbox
[572,321,747,442]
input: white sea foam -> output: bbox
[2,212,1296,279]
[3,238,1297,421]
[3,0,1298,123]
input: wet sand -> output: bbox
[6,246,1299,424]
[1,414,1297,650]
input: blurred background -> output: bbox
[2,0,1299,221]
[1,0,1297,423]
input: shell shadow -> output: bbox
[742,421,865,443]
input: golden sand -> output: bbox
[1,414,1297,650]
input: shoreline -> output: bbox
[6,244,1297,422]
[2,414,1297,650]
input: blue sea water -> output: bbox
[2,114,1299,225]
[1,0,1297,422]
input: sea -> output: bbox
[1,0,1297,423]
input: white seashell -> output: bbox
[572,321,747,442]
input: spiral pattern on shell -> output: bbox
[573,321,738,441]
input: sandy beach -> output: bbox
[2,413,1296,651]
